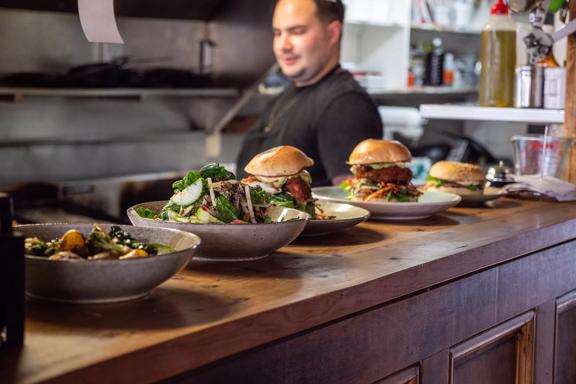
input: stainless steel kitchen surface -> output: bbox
[0,0,275,181]
[0,0,275,222]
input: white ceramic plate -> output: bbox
[302,201,370,236]
[461,188,504,205]
[313,187,461,220]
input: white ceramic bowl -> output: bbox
[18,223,200,303]
[302,201,370,236]
[127,201,309,261]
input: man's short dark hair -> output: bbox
[275,0,345,24]
[313,0,345,24]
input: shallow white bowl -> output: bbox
[302,201,370,236]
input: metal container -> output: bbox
[514,65,544,108]
[543,67,566,110]
[486,161,515,188]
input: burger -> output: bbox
[343,139,421,202]
[241,146,317,217]
[425,161,486,196]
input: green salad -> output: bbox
[136,164,276,224]
[25,225,172,261]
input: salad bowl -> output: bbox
[128,201,309,261]
[18,223,200,303]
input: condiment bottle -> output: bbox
[479,0,516,107]
[424,38,444,86]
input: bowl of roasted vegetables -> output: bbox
[127,164,310,261]
[19,223,201,303]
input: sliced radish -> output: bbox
[244,184,256,223]
[207,177,217,207]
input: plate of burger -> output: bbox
[313,139,461,220]
[424,161,503,205]
[128,163,310,262]
[241,146,370,236]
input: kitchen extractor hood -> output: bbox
[0,0,226,20]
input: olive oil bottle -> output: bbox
[479,0,516,107]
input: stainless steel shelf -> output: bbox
[0,87,240,100]
[420,104,564,124]
[368,86,477,96]
[344,21,404,29]
[410,24,481,34]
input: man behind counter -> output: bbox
[236,0,383,187]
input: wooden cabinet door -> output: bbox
[555,290,576,384]
[373,366,419,384]
[449,312,535,384]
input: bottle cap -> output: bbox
[491,0,509,15]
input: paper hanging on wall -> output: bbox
[78,0,124,44]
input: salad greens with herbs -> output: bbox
[136,164,276,224]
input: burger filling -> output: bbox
[343,164,421,202]
[350,164,413,185]
[426,176,484,192]
[242,170,316,218]
[350,162,409,171]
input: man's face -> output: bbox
[273,0,339,86]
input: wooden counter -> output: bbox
[2,199,576,384]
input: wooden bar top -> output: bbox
[2,199,576,384]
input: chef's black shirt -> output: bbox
[236,66,383,187]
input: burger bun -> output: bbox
[244,146,314,177]
[429,161,485,182]
[348,139,412,165]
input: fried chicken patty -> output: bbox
[285,177,312,203]
[353,165,413,185]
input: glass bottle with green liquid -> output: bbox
[479,0,516,107]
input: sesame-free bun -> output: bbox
[429,161,485,182]
[244,146,314,177]
[347,139,412,165]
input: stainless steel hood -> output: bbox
[0,0,227,20]
[0,0,276,187]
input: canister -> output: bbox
[543,67,566,110]
[514,65,544,108]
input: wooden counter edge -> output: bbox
[31,210,576,384]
